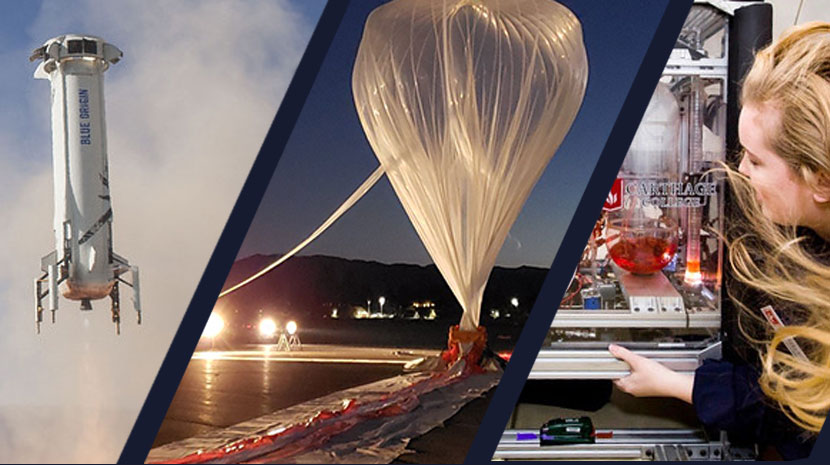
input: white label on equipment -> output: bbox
[760,305,808,361]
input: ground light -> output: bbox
[259,318,277,339]
[276,320,301,351]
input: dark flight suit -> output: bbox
[693,227,829,460]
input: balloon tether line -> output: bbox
[218,165,386,298]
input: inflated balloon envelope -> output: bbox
[352,0,589,331]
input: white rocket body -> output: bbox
[32,35,140,332]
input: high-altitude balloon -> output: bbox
[353,0,588,329]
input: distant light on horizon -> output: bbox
[286,320,298,335]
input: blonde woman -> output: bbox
[609,22,830,460]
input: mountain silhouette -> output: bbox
[218,254,547,328]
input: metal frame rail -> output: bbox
[494,429,757,461]
[530,342,721,379]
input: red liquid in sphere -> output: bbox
[608,236,678,274]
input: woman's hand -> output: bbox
[608,344,694,403]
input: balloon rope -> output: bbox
[218,165,386,298]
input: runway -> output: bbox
[153,344,438,448]
[190,344,435,366]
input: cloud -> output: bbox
[0,0,318,461]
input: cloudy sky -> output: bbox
[0,1,323,462]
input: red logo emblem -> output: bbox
[603,178,623,211]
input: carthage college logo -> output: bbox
[603,178,623,211]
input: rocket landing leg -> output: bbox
[110,281,121,335]
[35,250,66,333]
[34,250,141,334]
[114,254,141,326]
[35,279,43,334]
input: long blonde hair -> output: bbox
[727,22,830,433]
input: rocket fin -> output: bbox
[40,250,57,273]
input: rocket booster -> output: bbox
[31,35,140,334]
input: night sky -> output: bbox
[238,0,671,268]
